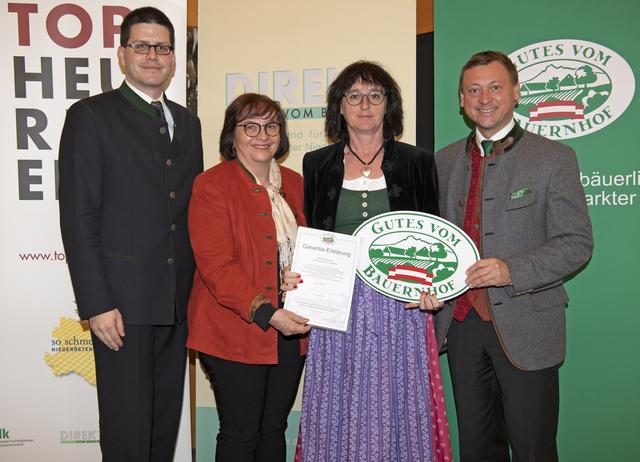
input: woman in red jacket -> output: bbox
[187,93,310,462]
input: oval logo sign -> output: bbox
[353,211,479,302]
[509,39,635,140]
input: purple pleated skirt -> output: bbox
[296,278,451,462]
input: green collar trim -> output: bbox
[465,122,525,155]
[118,82,157,118]
[503,123,525,152]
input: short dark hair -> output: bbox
[120,7,175,48]
[325,61,403,143]
[219,93,290,161]
[459,51,519,94]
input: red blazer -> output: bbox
[187,160,307,364]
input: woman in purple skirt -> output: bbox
[288,61,452,461]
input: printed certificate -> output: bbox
[284,227,359,332]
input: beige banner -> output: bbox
[196,0,416,408]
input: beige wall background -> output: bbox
[196,0,417,407]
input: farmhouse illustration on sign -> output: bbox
[354,212,479,302]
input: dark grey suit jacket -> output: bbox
[434,128,593,370]
[58,83,203,325]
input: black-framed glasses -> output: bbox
[343,90,385,106]
[237,122,281,137]
[127,42,174,55]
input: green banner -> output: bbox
[435,1,639,460]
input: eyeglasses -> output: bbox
[127,42,174,55]
[237,122,281,137]
[343,90,386,106]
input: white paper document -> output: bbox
[284,227,359,332]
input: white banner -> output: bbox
[0,1,189,460]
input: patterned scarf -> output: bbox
[265,158,298,269]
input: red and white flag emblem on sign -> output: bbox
[387,265,433,285]
[528,100,584,121]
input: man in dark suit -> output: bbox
[58,7,203,461]
[435,51,593,461]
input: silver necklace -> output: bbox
[347,143,384,178]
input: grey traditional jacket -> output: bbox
[434,127,593,370]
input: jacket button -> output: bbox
[458,198,465,207]
[169,191,176,199]
[253,188,262,193]
[265,260,273,265]
[166,159,173,167]
[266,286,274,291]
[159,126,167,135]
[259,211,269,216]
[171,224,176,231]
[265,235,273,240]
[167,257,174,264]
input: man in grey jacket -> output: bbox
[435,51,593,462]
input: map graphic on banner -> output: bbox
[44,317,96,385]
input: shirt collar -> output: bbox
[123,80,174,138]
[124,79,159,104]
[476,119,516,156]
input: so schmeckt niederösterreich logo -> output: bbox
[509,39,634,140]
[354,212,479,302]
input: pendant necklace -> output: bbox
[347,142,384,178]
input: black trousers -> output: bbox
[447,310,559,462]
[199,334,305,462]
[91,322,187,462]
